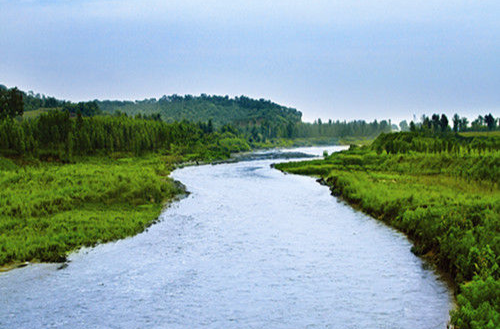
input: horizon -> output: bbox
[2,82,496,125]
[1,1,499,123]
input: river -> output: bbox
[0,146,452,329]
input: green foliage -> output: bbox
[412,113,499,133]
[372,131,500,156]
[98,94,306,140]
[0,87,24,119]
[461,131,500,138]
[62,101,101,116]
[295,119,392,139]
[451,277,500,329]
[276,131,500,328]
[0,156,18,171]
[0,110,251,159]
[218,134,252,153]
[97,95,392,140]
[3,85,394,141]
[98,94,301,128]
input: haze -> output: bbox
[1,0,499,122]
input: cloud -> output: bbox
[1,0,498,121]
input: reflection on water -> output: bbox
[0,146,452,329]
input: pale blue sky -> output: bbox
[1,1,499,122]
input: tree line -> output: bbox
[2,85,498,155]
[0,85,395,145]
[373,131,500,156]
[0,84,100,116]
[398,113,499,133]
[0,110,248,159]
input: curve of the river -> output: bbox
[0,146,452,329]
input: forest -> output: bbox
[276,130,500,329]
[0,110,253,160]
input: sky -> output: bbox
[1,1,499,123]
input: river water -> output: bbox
[0,146,452,329]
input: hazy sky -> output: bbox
[1,1,499,122]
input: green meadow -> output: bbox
[0,155,184,268]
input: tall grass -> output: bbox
[0,155,183,266]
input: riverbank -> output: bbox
[0,139,333,270]
[275,132,499,328]
[1,145,452,328]
[0,135,295,270]
[0,154,192,269]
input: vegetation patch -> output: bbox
[0,155,185,267]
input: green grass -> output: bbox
[276,137,500,329]
[460,131,500,137]
[0,155,183,267]
[22,108,55,119]
[338,136,375,146]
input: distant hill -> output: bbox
[97,94,302,128]
[1,84,393,141]
[2,83,303,133]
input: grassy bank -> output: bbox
[0,155,187,269]
[0,109,257,268]
[275,132,499,329]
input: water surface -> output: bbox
[0,146,452,328]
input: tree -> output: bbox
[399,120,409,132]
[459,117,468,131]
[76,110,84,129]
[409,121,416,132]
[440,114,449,132]
[207,119,213,133]
[422,115,431,131]
[471,115,486,131]
[431,114,441,132]
[44,97,58,108]
[0,87,24,120]
[452,114,460,132]
[484,113,496,130]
